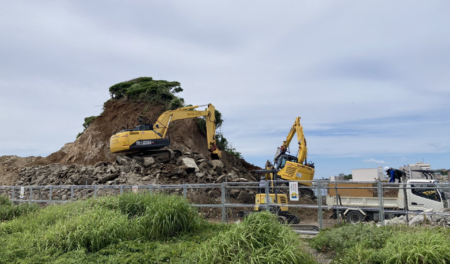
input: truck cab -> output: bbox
[404,179,448,212]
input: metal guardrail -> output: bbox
[1,180,449,230]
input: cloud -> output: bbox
[363,159,388,164]
[0,0,449,176]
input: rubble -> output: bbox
[376,209,450,228]
[15,150,257,187]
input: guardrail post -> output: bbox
[29,186,32,204]
[402,182,409,225]
[120,185,123,195]
[12,186,15,204]
[183,181,187,199]
[149,185,153,195]
[221,182,226,223]
[71,186,74,201]
[334,182,340,224]
[49,186,53,204]
[94,185,97,199]
[377,181,384,226]
[317,180,323,230]
[265,181,270,211]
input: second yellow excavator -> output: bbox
[257,117,316,197]
[110,104,222,161]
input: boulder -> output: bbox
[409,213,431,226]
[117,155,132,166]
[169,166,188,178]
[99,174,119,183]
[182,158,199,173]
[199,162,213,171]
[215,166,224,175]
[210,160,224,169]
[228,171,238,179]
[132,156,145,165]
[125,172,141,185]
[94,161,109,167]
[196,172,205,178]
[143,157,155,167]
[77,178,95,185]
[216,175,228,183]
[195,154,206,161]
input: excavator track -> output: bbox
[125,149,182,163]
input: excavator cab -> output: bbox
[275,154,298,170]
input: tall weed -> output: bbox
[41,207,133,252]
[192,211,316,264]
[0,195,38,222]
[133,193,202,239]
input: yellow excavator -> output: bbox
[249,117,315,224]
[264,116,315,196]
[110,104,222,161]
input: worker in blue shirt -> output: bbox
[384,167,403,183]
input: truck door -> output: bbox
[408,183,444,212]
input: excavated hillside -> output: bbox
[0,78,260,186]
[31,100,211,166]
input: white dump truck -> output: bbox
[327,179,450,223]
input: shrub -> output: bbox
[108,77,183,102]
[191,211,316,264]
[337,229,450,264]
[134,194,201,239]
[76,115,98,139]
[310,223,394,253]
[168,97,185,110]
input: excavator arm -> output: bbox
[281,117,308,165]
[110,103,221,159]
[153,104,221,158]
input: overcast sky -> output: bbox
[1,1,449,178]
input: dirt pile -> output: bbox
[31,100,212,166]
[0,156,39,185]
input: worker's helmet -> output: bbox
[384,166,390,172]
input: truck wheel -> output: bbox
[346,211,365,224]
[277,216,288,224]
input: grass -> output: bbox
[310,223,450,264]
[191,211,317,264]
[0,194,314,263]
[0,195,39,222]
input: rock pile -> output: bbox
[373,209,450,228]
[16,151,257,187]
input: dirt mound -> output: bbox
[0,156,39,185]
[31,100,212,166]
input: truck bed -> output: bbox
[326,195,401,209]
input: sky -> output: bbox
[0,1,449,179]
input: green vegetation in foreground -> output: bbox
[311,223,450,264]
[192,211,316,264]
[0,195,38,222]
[0,194,314,264]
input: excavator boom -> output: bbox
[282,117,308,164]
